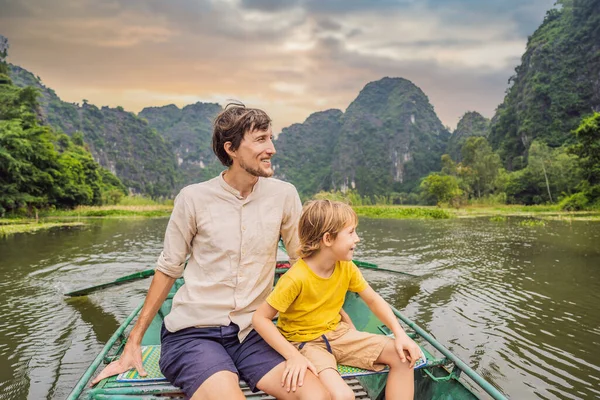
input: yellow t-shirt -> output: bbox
[266,258,369,342]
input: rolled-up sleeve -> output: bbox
[156,190,197,278]
[280,184,302,266]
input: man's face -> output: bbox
[234,126,276,177]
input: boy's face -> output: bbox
[330,223,360,261]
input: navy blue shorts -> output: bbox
[159,323,284,398]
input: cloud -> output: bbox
[0,0,556,132]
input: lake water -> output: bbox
[0,217,599,399]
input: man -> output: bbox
[92,104,330,400]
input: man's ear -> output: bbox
[224,141,236,159]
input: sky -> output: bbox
[0,0,556,133]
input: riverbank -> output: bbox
[354,204,600,220]
[0,205,172,236]
[0,221,85,236]
[2,203,599,236]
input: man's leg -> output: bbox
[159,324,242,399]
[230,328,330,400]
[190,371,244,400]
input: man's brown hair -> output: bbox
[212,102,272,166]
[298,200,358,258]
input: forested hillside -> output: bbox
[274,109,343,197]
[489,0,600,169]
[9,65,178,197]
[0,41,127,215]
[139,103,223,186]
[274,77,449,198]
[447,112,490,162]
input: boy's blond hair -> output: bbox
[298,200,358,258]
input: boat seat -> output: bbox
[101,345,381,399]
[116,345,388,383]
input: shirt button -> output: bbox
[242,226,246,231]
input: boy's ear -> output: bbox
[322,232,333,247]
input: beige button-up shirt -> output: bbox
[157,172,302,341]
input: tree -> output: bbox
[527,141,554,202]
[570,112,600,200]
[420,173,462,205]
[571,112,600,185]
[461,137,502,198]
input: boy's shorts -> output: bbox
[292,321,391,374]
[159,323,284,397]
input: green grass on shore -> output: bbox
[353,204,600,220]
[0,221,85,236]
[0,204,173,236]
[42,205,173,218]
[353,206,453,219]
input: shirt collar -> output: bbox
[218,170,262,200]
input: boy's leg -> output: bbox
[256,361,331,400]
[317,368,355,400]
[159,324,242,400]
[228,327,330,400]
[329,324,414,400]
[328,322,389,371]
[375,340,414,400]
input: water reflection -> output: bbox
[0,217,599,399]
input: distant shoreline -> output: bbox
[2,204,598,237]
[0,205,172,236]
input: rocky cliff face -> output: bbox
[333,77,449,194]
[448,111,490,161]
[9,65,178,197]
[488,0,600,169]
[275,77,449,196]
[140,103,223,187]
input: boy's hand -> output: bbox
[281,353,318,392]
[393,335,421,368]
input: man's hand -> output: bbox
[90,341,146,386]
[394,335,421,369]
[281,353,318,393]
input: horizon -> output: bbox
[0,0,556,132]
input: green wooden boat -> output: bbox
[67,267,508,400]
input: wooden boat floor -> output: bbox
[92,377,373,399]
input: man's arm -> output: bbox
[91,191,195,385]
[357,286,421,367]
[280,185,302,265]
[91,271,175,385]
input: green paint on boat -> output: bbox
[68,273,507,400]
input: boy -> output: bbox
[253,200,421,400]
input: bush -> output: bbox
[559,192,589,211]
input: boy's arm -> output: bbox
[339,308,356,330]
[357,286,421,367]
[252,302,318,392]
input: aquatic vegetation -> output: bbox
[518,219,546,227]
